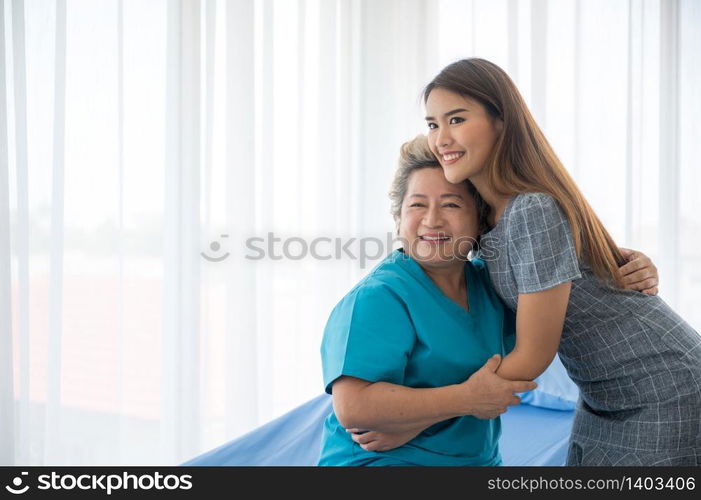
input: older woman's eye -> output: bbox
[443,203,460,208]
[409,203,425,208]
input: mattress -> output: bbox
[184,394,574,466]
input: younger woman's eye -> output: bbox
[449,116,465,125]
[426,122,437,130]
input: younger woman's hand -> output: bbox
[347,427,423,452]
[618,248,659,295]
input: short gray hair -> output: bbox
[388,135,442,222]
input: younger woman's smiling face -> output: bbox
[425,87,502,185]
[399,167,479,268]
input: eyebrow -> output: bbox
[408,193,464,200]
[424,108,469,121]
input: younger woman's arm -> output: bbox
[495,282,571,381]
[495,193,582,381]
[498,248,659,382]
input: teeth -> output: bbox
[443,152,464,161]
[421,236,449,241]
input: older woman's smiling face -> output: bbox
[399,168,480,268]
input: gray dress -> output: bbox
[479,192,701,465]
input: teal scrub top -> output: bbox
[318,249,516,466]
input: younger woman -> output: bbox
[422,58,701,465]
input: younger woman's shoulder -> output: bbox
[511,192,560,211]
[508,192,567,223]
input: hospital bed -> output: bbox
[184,357,577,466]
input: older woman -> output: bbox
[318,136,533,466]
[318,136,659,466]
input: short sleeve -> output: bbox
[320,283,415,394]
[506,193,581,294]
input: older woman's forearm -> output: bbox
[332,378,463,433]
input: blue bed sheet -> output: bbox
[184,394,574,466]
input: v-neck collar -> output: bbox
[393,250,479,317]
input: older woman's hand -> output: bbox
[618,248,659,295]
[456,354,537,419]
[347,427,423,452]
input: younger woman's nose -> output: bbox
[436,126,452,149]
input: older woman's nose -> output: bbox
[423,205,443,227]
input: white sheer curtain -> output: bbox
[1,0,699,465]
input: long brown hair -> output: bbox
[423,58,625,287]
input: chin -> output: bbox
[442,165,469,184]
[417,255,463,267]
